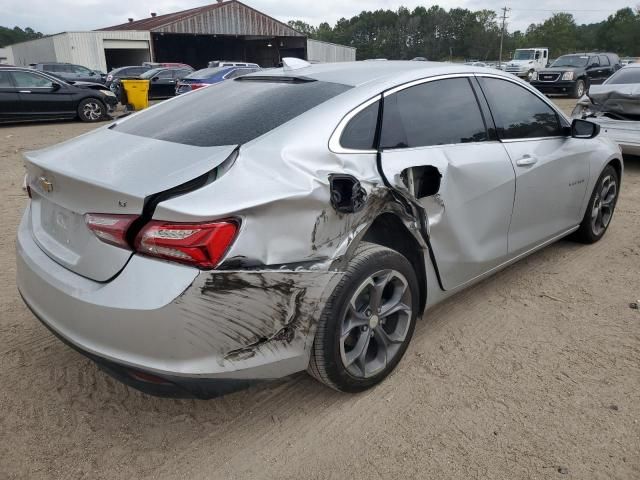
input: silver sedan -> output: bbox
[17,60,623,398]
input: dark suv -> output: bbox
[32,62,107,84]
[531,53,621,98]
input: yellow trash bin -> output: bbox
[121,79,150,111]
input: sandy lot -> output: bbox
[1,100,639,480]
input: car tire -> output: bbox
[77,98,106,122]
[571,165,619,244]
[308,242,419,392]
[571,79,586,99]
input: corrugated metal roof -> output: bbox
[97,0,303,37]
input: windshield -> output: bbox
[552,55,588,68]
[605,68,640,85]
[513,50,535,60]
[113,78,351,147]
[140,68,164,79]
[185,67,227,79]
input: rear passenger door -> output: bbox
[586,56,602,85]
[598,55,613,81]
[379,76,516,290]
[477,76,590,255]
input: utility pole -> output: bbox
[498,6,510,68]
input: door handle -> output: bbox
[516,155,538,167]
[19,90,32,93]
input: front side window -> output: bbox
[478,77,562,140]
[380,77,488,149]
[589,57,600,67]
[599,55,610,66]
[11,71,54,88]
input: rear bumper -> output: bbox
[531,80,577,94]
[16,208,341,394]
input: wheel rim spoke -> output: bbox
[343,331,370,369]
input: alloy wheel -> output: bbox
[83,102,102,121]
[591,174,617,236]
[340,269,412,379]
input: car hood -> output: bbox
[540,66,581,73]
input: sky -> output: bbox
[1,0,636,34]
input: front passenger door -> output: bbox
[477,76,590,255]
[10,71,74,118]
[379,77,516,290]
[0,70,21,121]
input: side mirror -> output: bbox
[589,63,599,69]
[571,119,600,139]
[152,76,159,82]
[89,71,95,75]
[51,83,61,91]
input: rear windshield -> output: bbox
[186,67,227,79]
[140,68,164,79]
[606,68,640,85]
[113,79,351,147]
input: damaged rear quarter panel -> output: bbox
[175,269,341,370]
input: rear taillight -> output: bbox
[134,220,239,269]
[190,83,207,90]
[84,214,138,249]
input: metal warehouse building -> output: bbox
[8,0,355,72]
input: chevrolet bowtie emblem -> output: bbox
[39,176,54,193]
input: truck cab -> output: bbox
[504,48,549,80]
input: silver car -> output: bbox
[17,60,623,398]
[572,63,640,156]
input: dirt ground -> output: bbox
[1,99,639,480]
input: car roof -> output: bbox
[241,60,511,88]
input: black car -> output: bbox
[105,65,152,89]
[32,62,107,84]
[0,67,117,123]
[531,52,622,98]
[140,67,194,99]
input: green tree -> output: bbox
[0,26,43,47]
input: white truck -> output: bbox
[504,48,549,81]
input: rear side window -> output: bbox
[380,77,488,149]
[0,71,13,88]
[114,79,351,147]
[340,101,379,150]
[478,77,562,139]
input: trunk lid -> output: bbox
[24,127,237,281]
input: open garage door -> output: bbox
[103,39,151,70]
[151,33,305,69]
